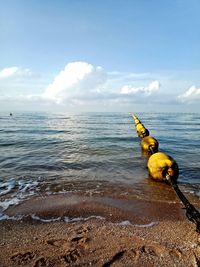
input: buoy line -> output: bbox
[130,113,200,233]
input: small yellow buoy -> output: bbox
[136,123,149,138]
[130,113,140,125]
[147,152,179,182]
[133,115,140,125]
[141,136,158,155]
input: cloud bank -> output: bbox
[42,62,106,103]
[1,61,199,112]
[120,80,160,95]
[179,85,200,102]
[0,66,31,80]
[42,61,160,105]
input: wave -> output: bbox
[0,212,158,229]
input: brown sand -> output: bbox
[0,192,200,266]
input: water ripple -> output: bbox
[0,112,200,203]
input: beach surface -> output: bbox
[1,190,200,267]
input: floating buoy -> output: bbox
[131,114,140,125]
[130,113,149,138]
[136,123,149,138]
[141,136,159,155]
[147,152,179,182]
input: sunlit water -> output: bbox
[0,112,200,219]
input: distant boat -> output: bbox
[10,113,13,116]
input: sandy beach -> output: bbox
[1,189,200,267]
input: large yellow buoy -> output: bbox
[147,152,179,182]
[136,123,149,138]
[141,136,158,155]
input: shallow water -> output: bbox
[0,112,200,220]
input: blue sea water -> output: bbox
[0,112,200,218]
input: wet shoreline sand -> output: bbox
[1,191,200,266]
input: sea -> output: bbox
[0,112,200,221]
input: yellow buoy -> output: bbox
[141,136,158,155]
[130,113,140,125]
[134,118,140,125]
[136,123,149,138]
[147,152,179,182]
[133,115,140,125]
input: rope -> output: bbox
[149,145,155,155]
[166,175,200,233]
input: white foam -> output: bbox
[133,221,159,228]
[115,220,158,228]
[0,213,106,223]
[0,179,40,213]
[118,220,132,226]
[18,180,39,192]
[0,179,15,196]
[0,196,21,211]
[64,215,105,223]
[0,211,159,229]
[31,214,62,223]
[0,214,24,221]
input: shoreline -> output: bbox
[3,191,191,223]
[1,192,200,266]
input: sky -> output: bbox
[0,0,200,113]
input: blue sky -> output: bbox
[0,0,200,112]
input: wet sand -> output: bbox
[1,190,200,266]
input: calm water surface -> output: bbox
[0,112,200,219]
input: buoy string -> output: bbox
[149,145,155,155]
[166,175,200,233]
[130,113,200,232]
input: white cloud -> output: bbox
[42,62,106,103]
[120,80,160,95]
[4,62,192,112]
[178,85,200,102]
[42,62,161,106]
[0,66,31,80]
[0,67,19,79]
